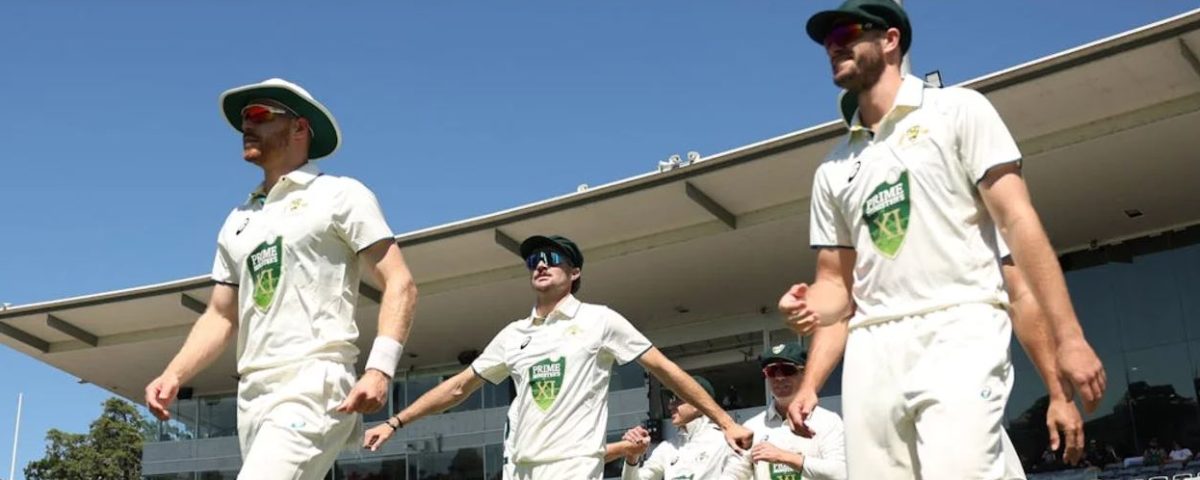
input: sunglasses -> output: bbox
[241,104,298,124]
[762,362,800,378]
[823,22,882,48]
[525,250,569,270]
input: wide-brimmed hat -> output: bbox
[219,78,341,159]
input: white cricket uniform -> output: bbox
[211,163,394,479]
[622,416,736,480]
[809,75,1022,479]
[721,403,846,480]
[472,295,653,480]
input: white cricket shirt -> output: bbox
[472,295,653,464]
[211,163,394,374]
[721,403,846,480]
[809,75,1022,329]
[622,416,737,480]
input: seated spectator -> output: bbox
[1168,440,1193,462]
[1144,437,1167,466]
[1084,439,1121,468]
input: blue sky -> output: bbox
[0,2,1195,477]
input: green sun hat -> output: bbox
[219,78,341,160]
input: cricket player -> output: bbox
[364,234,753,479]
[144,78,419,479]
[606,375,738,480]
[720,342,846,480]
[776,1,1104,477]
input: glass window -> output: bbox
[159,398,197,441]
[197,395,237,439]
[483,379,514,409]
[198,471,238,479]
[144,474,194,480]
[693,360,766,411]
[484,443,505,480]
[335,456,407,480]
[409,447,485,480]
[609,361,646,391]
[392,380,406,414]
[406,376,441,410]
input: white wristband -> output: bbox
[366,336,404,378]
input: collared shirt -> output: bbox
[472,295,653,464]
[721,403,846,480]
[622,417,737,480]
[211,163,394,374]
[810,75,1021,329]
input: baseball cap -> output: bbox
[760,342,807,367]
[519,235,584,293]
[806,0,913,54]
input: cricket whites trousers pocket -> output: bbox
[236,359,360,480]
[842,303,1014,480]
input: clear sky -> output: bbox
[0,2,1195,477]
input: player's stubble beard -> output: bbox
[833,41,886,94]
[243,124,292,166]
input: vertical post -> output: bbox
[9,393,22,480]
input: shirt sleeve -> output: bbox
[809,164,853,249]
[621,442,668,480]
[802,409,847,480]
[953,88,1022,184]
[332,178,395,253]
[602,308,653,365]
[719,449,753,480]
[471,327,511,384]
[211,215,239,285]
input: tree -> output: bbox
[25,397,145,480]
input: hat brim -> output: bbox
[806,10,877,45]
[220,85,341,160]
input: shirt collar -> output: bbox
[529,294,582,324]
[840,74,928,135]
[681,416,718,440]
[765,399,787,422]
[247,162,322,201]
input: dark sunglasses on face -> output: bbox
[525,250,569,270]
[823,22,882,48]
[762,362,800,378]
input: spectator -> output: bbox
[1144,438,1167,466]
[1168,440,1193,462]
[1084,439,1120,468]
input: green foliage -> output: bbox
[24,397,145,480]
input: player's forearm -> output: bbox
[376,274,418,343]
[164,310,237,383]
[800,321,848,393]
[646,358,735,429]
[999,209,1082,343]
[395,369,480,425]
[605,441,632,463]
[803,456,848,480]
[807,279,853,324]
[1009,296,1068,400]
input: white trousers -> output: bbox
[510,455,604,480]
[842,303,1015,479]
[236,360,360,480]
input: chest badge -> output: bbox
[862,169,911,259]
[288,198,307,212]
[529,357,566,411]
[899,125,929,147]
[248,236,283,311]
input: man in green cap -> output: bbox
[144,78,420,479]
[605,375,738,480]
[720,343,845,480]
[365,234,752,479]
[776,1,1104,477]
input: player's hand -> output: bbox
[145,372,181,421]
[337,369,390,414]
[1047,393,1085,465]
[780,284,821,335]
[1056,338,1106,413]
[724,423,754,453]
[621,427,651,463]
[786,388,818,438]
[363,421,397,452]
[750,441,804,469]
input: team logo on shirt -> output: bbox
[248,236,283,311]
[529,357,565,411]
[770,463,800,480]
[862,169,910,258]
